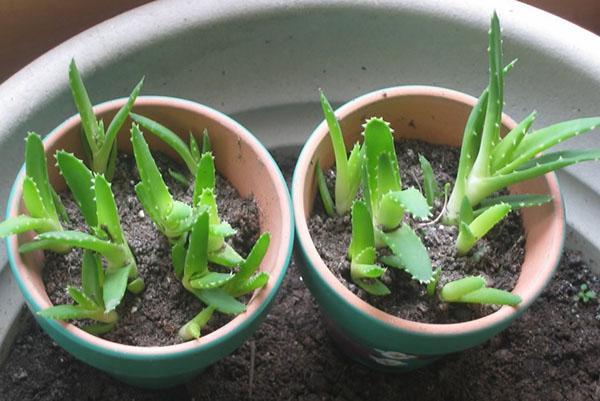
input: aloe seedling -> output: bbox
[445,12,600,227]
[315,90,362,216]
[20,152,143,295]
[0,133,69,252]
[440,276,521,306]
[361,117,433,284]
[176,211,270,340]
[38,250,127,333]
[69,59,143,179]
[129,112,208,176]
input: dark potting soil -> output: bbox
[1,151,599,401]
[42,153,260,346]
[308,139,525,323]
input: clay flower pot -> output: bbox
[292,86,564,370]
[5,96,293,387]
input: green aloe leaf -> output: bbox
[50,187,69,223]
[193,288,246,315]
[460,196,474,225]
[38,305,99,321]
[56,151,97,227]
[459,287,521,305]
[184,211,209,281]
[25,133,58,221]
[0,216,56,237]
[131,124,174,217]
[352,262,386,279]
[499,117,600,174]
[440,276,486,302]
[380,224,433,283]
[68,60,99,152]
[193,153,216,205]
[103,266,130,312]
[456,203,511,255]
[190,272,234,289]
[230,272,269,297]
[315,161,335,217]
[210,223,236,238]
[81,250,104,307]
[475,194,552,216]
[67,286,99,310]
[209,244,244,268]
[129,113,197,174]
[419,154,440,207]
[427,267,442,297]
[226,233,269,293]
[168,168,189,187]
[202,129,212,154]
[384,187,430,220]
[189,132,201,163]
[171,233,188,280]
[94,175,126,244]
[348,201,374,260]
[22,177,47,219]
[179,305,216,340]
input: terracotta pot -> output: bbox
[5,96,294,387]
[292,86,565,370]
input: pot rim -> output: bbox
[292,84,565,337]
[5,95,294,358]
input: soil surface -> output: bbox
[1,151,599,401]
[309,139,525,323]
[42,153,260,346]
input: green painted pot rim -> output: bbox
[6,95,294,360]
[292,85,565,337]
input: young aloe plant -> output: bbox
[176,211,270,340]
[129,112,209,176]
[361,117,433,284]
[315,90,362,216]
[446,12,600,227]
[69,59,144,179]
[440,276,521,306]
[131,124,243,267]
[20,152,143,295]
[38,250,127,334]
[0,133,68,251]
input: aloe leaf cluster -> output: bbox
[0,133,67,252]
[445,12,600,239]
[69,59,144,180]
[129,117,270,339]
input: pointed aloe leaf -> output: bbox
[209,244,244,268]
[352,262,385,279]
[103,267,130,312]
[377,153,401,195]
[190,272,234,289]
[479,149,600,198]
[315,161,335,217]
[427,267,442,297]
[491,111,536,172]
[81,250,104,306]
[67,286,99,310]
[353,276,390,296]
[38,305,99,321]
[348,201,374,260]
[377,193,405,231]
[50,187,69,223]
[168,168,189,186]
[189,132,201,163]
[179,306,216,340]
[419,155,439,206]
[384,187,430,220]
[25,133,57,219]
[320,90,349,212]
[456,203,511,255]
[68,60,99,151]
[380,225,433,283]
[499,117,600,174]
[105,133,119,181]
[19,231,126,265]
[0,216,56,237]
[363,117,400,212]
[134,183,163,226]
[129,113,197,174]
[94,175,125,244]
[459,287,521,305]
[231,272,269,297]
[131,124,173,216]
[440,276,486,302]
[210,223,236,238]
[475,194,552,216]
[184,211,209,281]
[193,153,216,205]
[460,196,474,225]
[22,177,48,219]
[193,288,246,314]
[84,321,117,335]
[471,12,503,179]
[226,233,269,293]
[56,151,97,227]
[97,77,145,169]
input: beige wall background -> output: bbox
[0,0,598,83]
